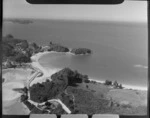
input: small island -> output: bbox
[4,19,33,24]
[71,48,92,55]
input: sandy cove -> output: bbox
[29,51,61,87]
[31,51,148,91]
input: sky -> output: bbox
[3,0,147,22]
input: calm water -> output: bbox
[3,19,148,88]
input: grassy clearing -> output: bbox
[66,81,147,115]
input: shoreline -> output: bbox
[29,51,60,86]
[89,78,147,91]
[33,51,147,91]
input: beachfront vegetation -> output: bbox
[51,68,89,86]
[14,53,31,63]
[2,35,30,60]
[29,68,141,114]
[113,81,124,89]
[113,80,119,88]
[20,94,28,102]
[27,42,42,55]
[70,48,92,55]
[2,35,43,68]
[29,68,90,103]
[23,65,146,115]
[29,81,66,103]
[48,41,69,52]
[104,80,112,86]
[118,84,123,89]
[104,80,123,89]
[3,35,29,50]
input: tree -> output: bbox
[118,84,123,89]
[113,81,119,88]
[2,43,15,57]
[14,53,30,63]
[29,68,89,103]
[22,87,28,94]
[19,40,29,49]
[45,101,52,106]
[28,42,42,54]
[26,48,33,57]
[6,60,13,68]
[30,43,39,49]
[20,95,28,102]
[84,79,90,83]
[104,80,112,86]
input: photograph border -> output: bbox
[1,0,149,118]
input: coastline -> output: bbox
[33,51,147,91]
[2,50,147,114]
[89,78,147,91]
[29,51,61,86]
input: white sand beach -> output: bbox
[29,51,61,86]
[89,77,147,91]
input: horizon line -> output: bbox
[3,17,147,24]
